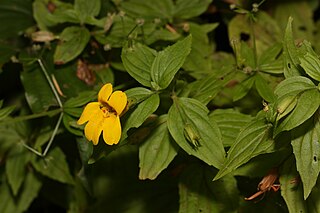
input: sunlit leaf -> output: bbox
[125,87,155,106]
[209,109,253,147]
[168,97,225,169]
[291,117,320,199]
[214,118,274,180]
[274,76,315,99]
[300,52,320,82]
[122,93,160,140]
[283,17,303,77]
[275,89,320,135]
[151,35,192,90]
[122,42,157,87]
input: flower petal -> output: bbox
[98,83,113,104]
[84,114,104,145]
[77,102,100,125]
[102,115,121,145]
[107,91,127,115]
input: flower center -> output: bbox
[100,103,117,118]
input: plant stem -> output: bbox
[0,108,62,125]
[37,59,63,108]
[249,15,258,70]
[42,112,64,156]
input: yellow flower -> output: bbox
[77,83,127,145]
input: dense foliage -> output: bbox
[0,0,320,212]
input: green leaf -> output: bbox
[5,144,31,196]
[276,95,298,121]
[258,43,284,74]
[233,150,291,178]
[283,17,303,77]
[291,117,320,199]
[0,0,34,39]
[280,156,307,212]
[93,16,138,48]
[139,115,179,180]
[228,12,281,57]
[64,91,97,108]
[239,42,255,69]
[77,137,93,164]
[274,76,316,99]
[0,43,17,68]
[188,70,227,105]
[0,171,42,213]
[167,97,225,169]
[122,93,160,139]
[275,2,315,43]
[63,113,83,136]
[275,89,320,135]
[88,145,178,213]
[179,164,238,213]
[209,109,253,147]
[233,75,255,101]
[20,62,58,113]
[32,0,78,30]
[144,28,181,45]
[174,0,212,19]
[95,67,114,84]
[254,73,275,102]
[280,156,320,213]
[214,119,274,180]
[0,105,15,120]
[300,52,320,81]
[151,35,192,90]
[54,26,90,64]
[307,181,320,213]
[125,87,155,106]
[74,0,100,23]
[15,172,42,213]
[183,23,218,74]
[121,42,157,87]
[120,0,174,20]
[32,146,74,184]
[0,179,16,213]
